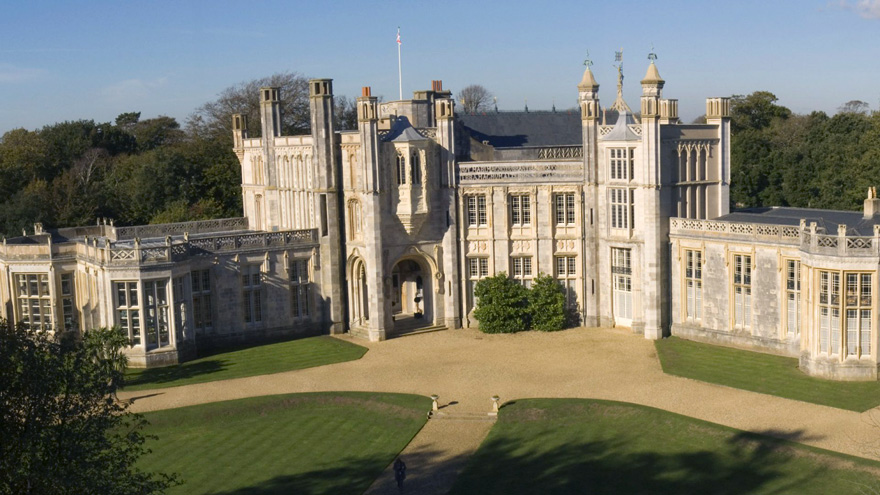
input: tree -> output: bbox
[115,111,141,131]
[729,91,791,133]
[527,274,567,331]
[838,100,870,115]
[187,72,311,142]
[0,322,178,494]
[334,95,358,131]
[0,128,48,194]
[130,116,185,152]
[51,148,111,227]
[473,273,529,333]
[457,84,493,114]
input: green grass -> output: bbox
[124,336,367,391]
[139,392,430,495]
[655,337,880,412]
[450,398,880,495]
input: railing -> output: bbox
[92,229,318,266]
[535,146,583,159]
[599,125,643,136]
[801,229,878,257]
[114,217,249,240]
[458,160,583,184]
[670,217,880,257]
[670,218,801,245]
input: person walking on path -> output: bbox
[393,457,407,490]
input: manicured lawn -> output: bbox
[655,337,880,412]
[450,398,880,495]
[140,392,430,495]
[124,336,367,391]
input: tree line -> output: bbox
[727,92,880,210]
[0,72,358,238]
[1,79,877,239]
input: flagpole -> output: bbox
[397,27,403,100]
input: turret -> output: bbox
[259,87,281,187]
[308,78,346,335]
[434,82,455,188]
[639,59,667,340]
[579,62,601,327]
[259,87,282,138]
[309,78,337,195]
[357,86,380,192]
[640,62,664,118]
[706,97,731,217]
[659,99,678,124]
[578,65,601,122]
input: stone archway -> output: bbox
[390,256,433,334]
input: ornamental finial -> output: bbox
[583,50,593,68]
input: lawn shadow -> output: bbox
[125,359,229,388]
[199,425,839,495]
[205,446,450,495]
[447,428,830,495]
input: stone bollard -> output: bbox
[491,395,500,413]
[431,395,439,412]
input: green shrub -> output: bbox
[528,273,566,331]
[473,273,529,333]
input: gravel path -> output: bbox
[120,326,880,465]
[362,417,495,495]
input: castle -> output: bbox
[0,59,877,381]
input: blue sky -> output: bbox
[1,0,879,134]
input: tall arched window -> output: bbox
[411,151,421,184]
[348,200,362,239]
[349,153,358,189]
[396,152,406,185]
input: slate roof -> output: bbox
[718,207,878,236]
[457,111,582,148]
[383,116,428,142]
[601,110,640,141]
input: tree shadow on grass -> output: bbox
[125,359,229,388]
[204,449,443,495]
[447,428,838,495]
[194,426,855,495]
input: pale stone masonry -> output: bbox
[1,59,878,380]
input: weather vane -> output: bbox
[583,50,593,68]
[648,43,657,62]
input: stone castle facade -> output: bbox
[0,60,877,380]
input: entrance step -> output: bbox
[428,410,497,422]
[394,324,447,337]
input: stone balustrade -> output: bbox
[113,217,250,240]
[670,217,880,257]
[0,228,319,266]
[458,160,584,184]
[99,229,319,266]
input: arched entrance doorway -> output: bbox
[391,258,433,334]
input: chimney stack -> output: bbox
[864,187,880,218]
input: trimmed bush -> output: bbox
[528,273,566,331]
[473,272,529,333]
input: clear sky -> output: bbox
[1,0,879,135]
